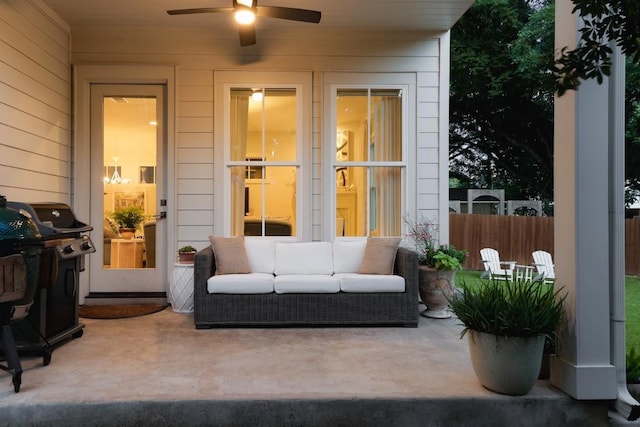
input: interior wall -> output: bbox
[0,1,71,203]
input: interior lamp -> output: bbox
[251,90,263,102]
[235,0,256,25]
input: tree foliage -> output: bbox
[555,0,640,95]
[451,0,640,207]
[450,0,555,202]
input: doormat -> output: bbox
[78,304,168,319]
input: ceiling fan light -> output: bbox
[235,9,255,25]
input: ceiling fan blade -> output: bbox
[167,7,233,16]
[257,6,321,23]
[239,26,257,46]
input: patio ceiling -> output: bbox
[41,0,474,33]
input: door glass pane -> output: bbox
[102,96,157,269]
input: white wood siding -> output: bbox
[0,0,70,202]
[66,26,444,243]
[176,69,214,249]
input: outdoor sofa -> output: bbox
[193,237,419,328]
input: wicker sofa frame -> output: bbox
[193,245,419,328]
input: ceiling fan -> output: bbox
[167,0,322,47]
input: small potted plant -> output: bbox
[110,206,146,239]
[448,279,566,395]
[404,215,468,318]
[177,245,197,264]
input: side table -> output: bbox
[110,239,144,269]
[170,263,194,313]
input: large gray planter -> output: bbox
[467,330,545,395]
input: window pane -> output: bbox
[336,89,367,162]
[231,166,296,237]
[370,166,402,236]
[336,167,364,236]
[230,89,250,161]
[335,166,401,237]
[231,88,297,162]
[263,89,297,161]
[370,89,402,162]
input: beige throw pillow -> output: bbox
[209,236,251,275]
[358,237,401,275]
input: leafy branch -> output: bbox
[555,0,640,95]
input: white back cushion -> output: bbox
[332,238,367,274]
[274,242,333,275]
[244,238,276,274]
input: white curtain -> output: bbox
[373,96,402,236]
[230,93,249,236]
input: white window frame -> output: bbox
[323,73,416,241]
[214,72,312,239]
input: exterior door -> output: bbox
[88,84,167,293]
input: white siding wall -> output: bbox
[67,27,444,246]
[0,0,70,202]
[175,69,214,250]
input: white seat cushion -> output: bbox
[332,238,367,274]
[244,238,276,274]
[274,275,340,294]
[207,273,274,294]
[274,242,333,275]
[336,273,406,293]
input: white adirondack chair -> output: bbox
[532,250,555,284]
[479,248,516,281]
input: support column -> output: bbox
[551,0,617,399]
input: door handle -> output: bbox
[152,212,167,220]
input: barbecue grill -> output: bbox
[6,201,95,351]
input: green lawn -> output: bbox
[455,270,640,354]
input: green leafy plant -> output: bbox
[178,245,196,253]
[627,346,640,384]
[404,215,468,270]
[110,206,146,229]
[448,279,566,339]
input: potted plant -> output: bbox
[110,206,146,239]
[405,215,468,318]
[448,279,566,395]
[177,245,197,264]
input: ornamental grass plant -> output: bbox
[449,278,566,339]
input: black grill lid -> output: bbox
[6,201,92,237]
[0,195,42,243]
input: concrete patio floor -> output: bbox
[0,306,611,426]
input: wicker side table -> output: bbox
[170,263,194,313]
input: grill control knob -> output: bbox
[81,241,93,251]
[62,244,76,254]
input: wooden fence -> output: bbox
[449,213,640,275]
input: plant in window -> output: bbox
[110,206,146,239]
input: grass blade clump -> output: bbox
[449,279,566,339]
